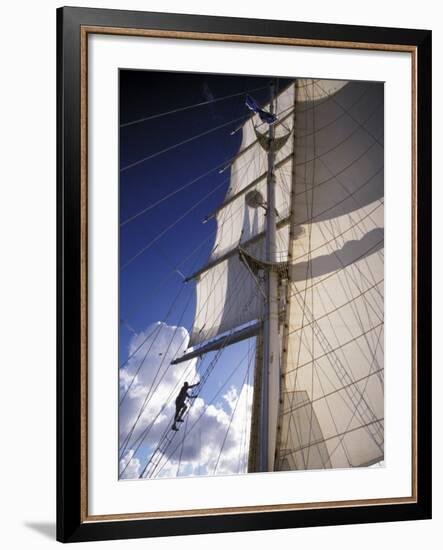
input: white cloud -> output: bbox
[119,449,141,480]
[119,322,253,480]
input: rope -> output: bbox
[120,113,250,173]
[120,148,258,272]
[119,284,197,460]
[152,346,252,478]
[213,367,249,475]
[121,157,236,227]
[120,85,268,128]
[176,411,190,477]
[120,175,229,270]
[120,252,249,463]
[139,289,259,479]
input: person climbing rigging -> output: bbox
[171,381,199,431]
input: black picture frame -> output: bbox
[57,6,432,543]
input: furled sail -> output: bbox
[275,79,384,470]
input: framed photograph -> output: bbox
[57,6,432,543]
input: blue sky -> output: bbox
[118,70,291,479]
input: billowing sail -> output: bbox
[185,78,384,471]
[189,84,295,346]
[189,80,353,348]
[275,79,384,470]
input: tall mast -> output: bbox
[259,80,280,472]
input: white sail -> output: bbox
[188,78,384,471]
[190,80,351,348]
[275,79,384,470]
[190,85,295,346]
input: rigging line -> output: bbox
[192,256,257,347]
[237,340,252,473]
[314,210,384,336]
[283,93,312,467]
[119,324,161,407]
[297,276,384,402]
[121,148,258,274]
[122,171,257,319]
[119,285,197,458]
[197,150,260,272]
[119,235,209,403]
[318,154,384,229]
[120,112,251,173]
[306,254,383,376]
[147,288,259,478]
[293,85,373,141]
[120,300,199,459]
[291,287,381,406]
[292,208,384,321]
[287,417,384,455]
[288,278,384,368]
[311,346,353,468]
[119,277,191,406]
[288,238,384,303]
[144,339,233,479]
[119,357,198,474]
[129,358,209,474]
[176,410,190,477]
[121,161,227,227]
[289,290,384,451]
[153,347,252,478]
[318,154,384,309]
[293,145,381,201]
[207,101,382,220]
[282,335,375,450]
[325,326,385,462]
[213,367,249,475]
[122,229,214,321]
[119,324,160,370]
[338,208,385,337]
[286,308,384,445]
[313,80,384,148]
[190,173,297,282]
[182,265,255,366]
[292,200,384,263]
[120,85,269,128]
[119,359,197,476]
[306,81,317,467]
[121,140,256,227]
[123,259,251,464]
[285,320,384,376]
[293,103,383,168]
[330,257,385,415]
[238,249,266,300]
[208,154,261,254]
[291,80,371,116]
[328,247,381,366]
[281,368,384,416]
[212,104,294,175]
[119,236,208,403]
[236,339,251,473]
[120,176,230,271]
[327,214,382,358]
[194,231,253,335]
[153,242,186,280]
[276,88,299,468]
[328,329,384,448]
